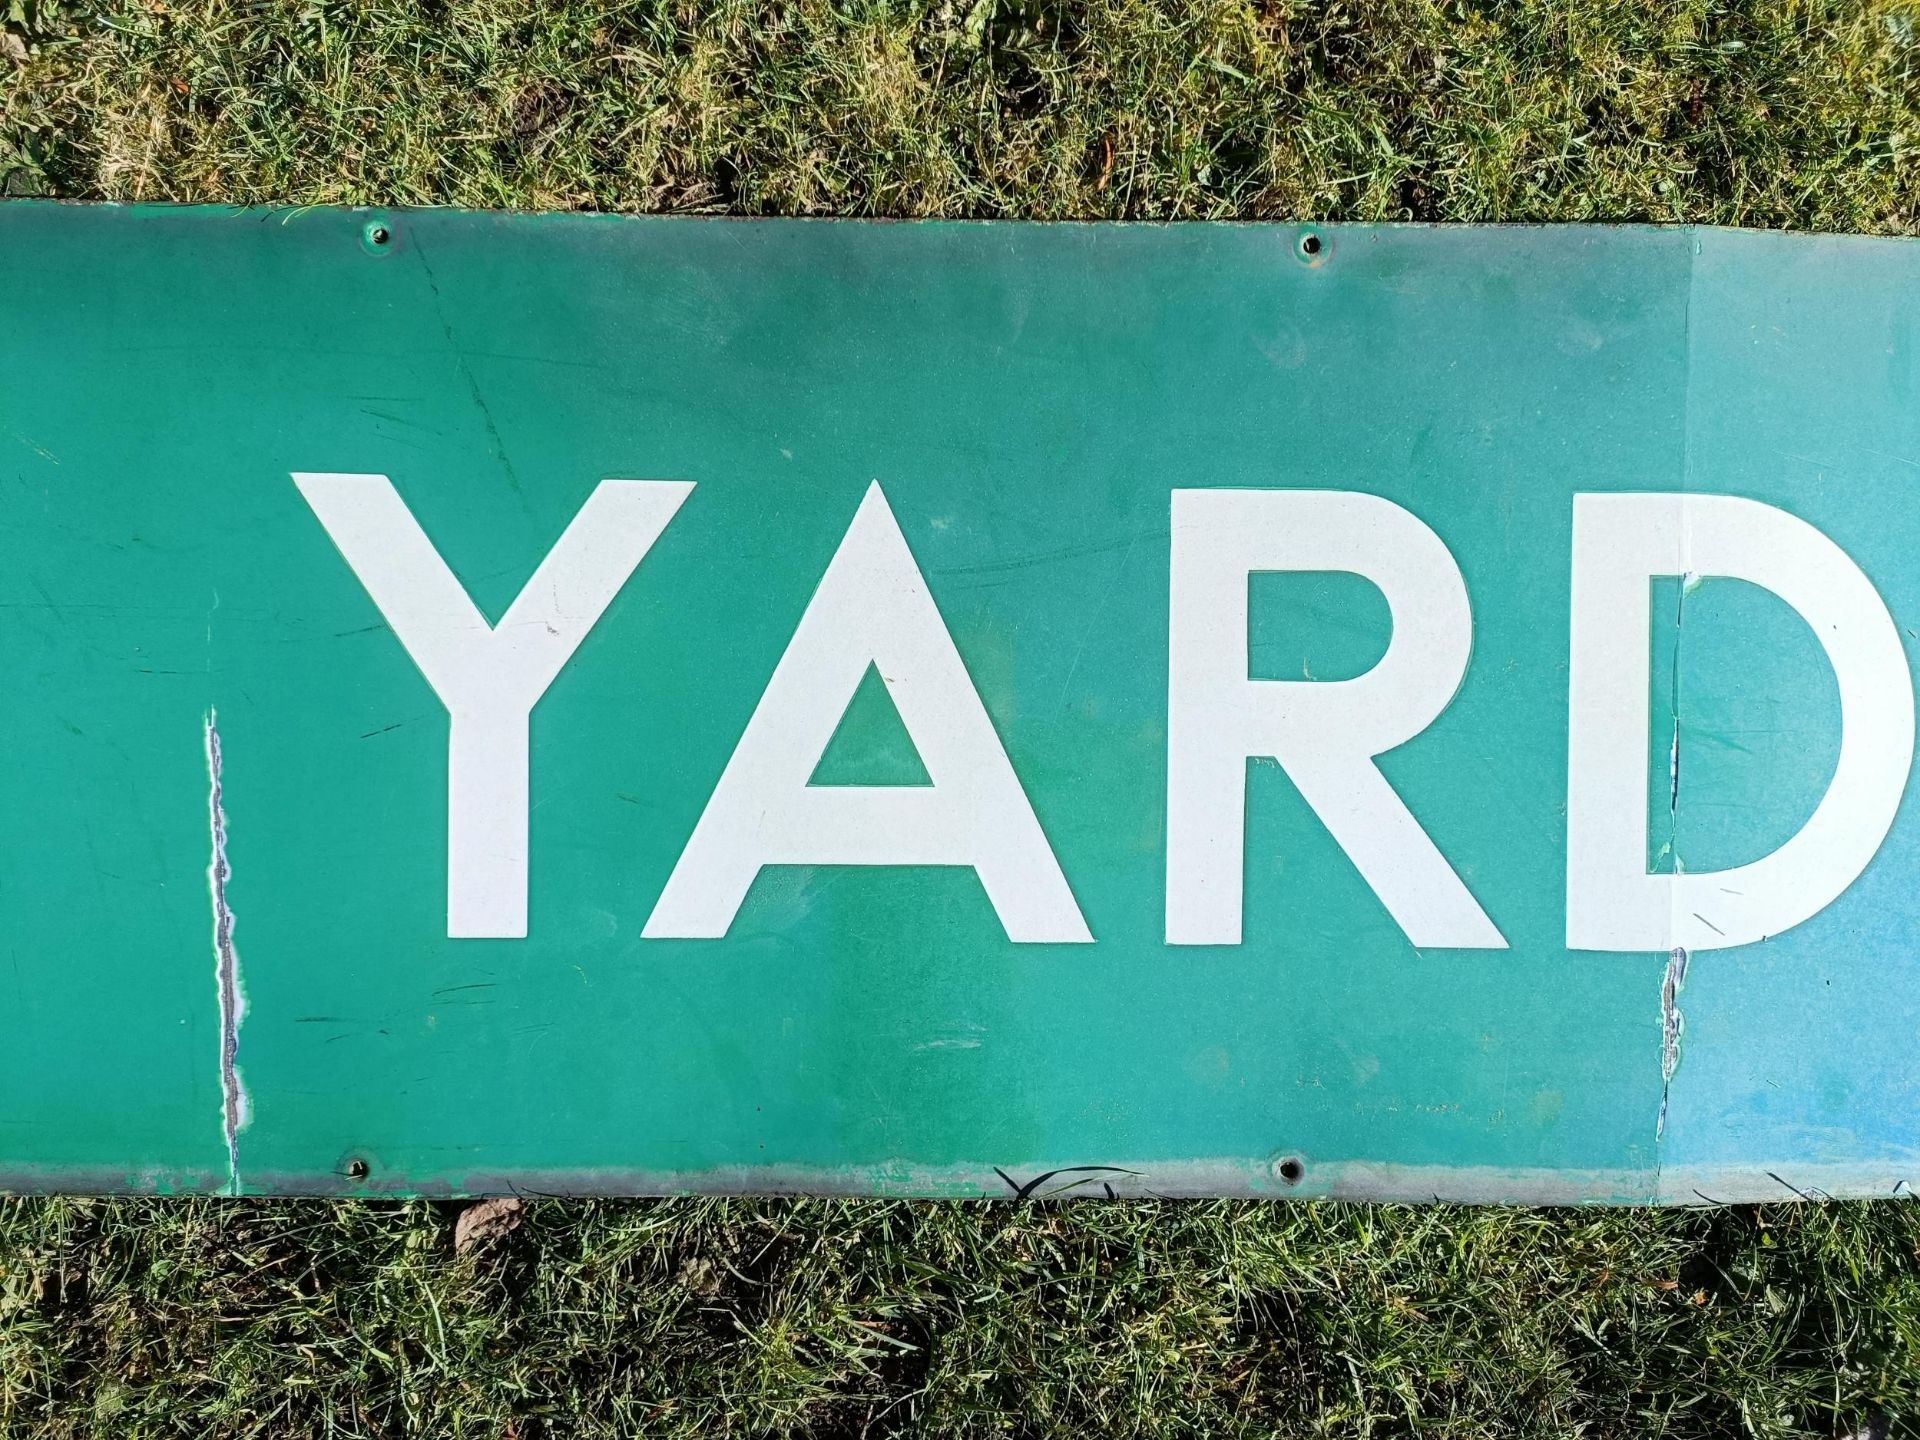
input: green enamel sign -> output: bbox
[6,204,1920,1202]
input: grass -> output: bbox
[3,1,1917,227]
[4,0,1920,1435]
[0,1196,1917,1437]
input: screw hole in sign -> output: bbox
[362,220,393,253]
[1275,1155,1306,1185]
[1295,229,1327,265]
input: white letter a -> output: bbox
[645,482,1091,943]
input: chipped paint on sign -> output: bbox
[205,710,250,1192]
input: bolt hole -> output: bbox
[367,226,390,247]
[1299,233,1321,256]
[1275,1156,1305,1185]
[345,1157,369,1180]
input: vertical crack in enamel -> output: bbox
[207,710,249,1193]
[1657,945,1689,1141]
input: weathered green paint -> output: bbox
[3,204,1918,1201]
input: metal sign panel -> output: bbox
[5,205,1919,1202]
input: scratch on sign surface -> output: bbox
[206,710,250,1193]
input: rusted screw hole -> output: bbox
[345,1157,370,1180]
[1275,1156,1305,1185]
